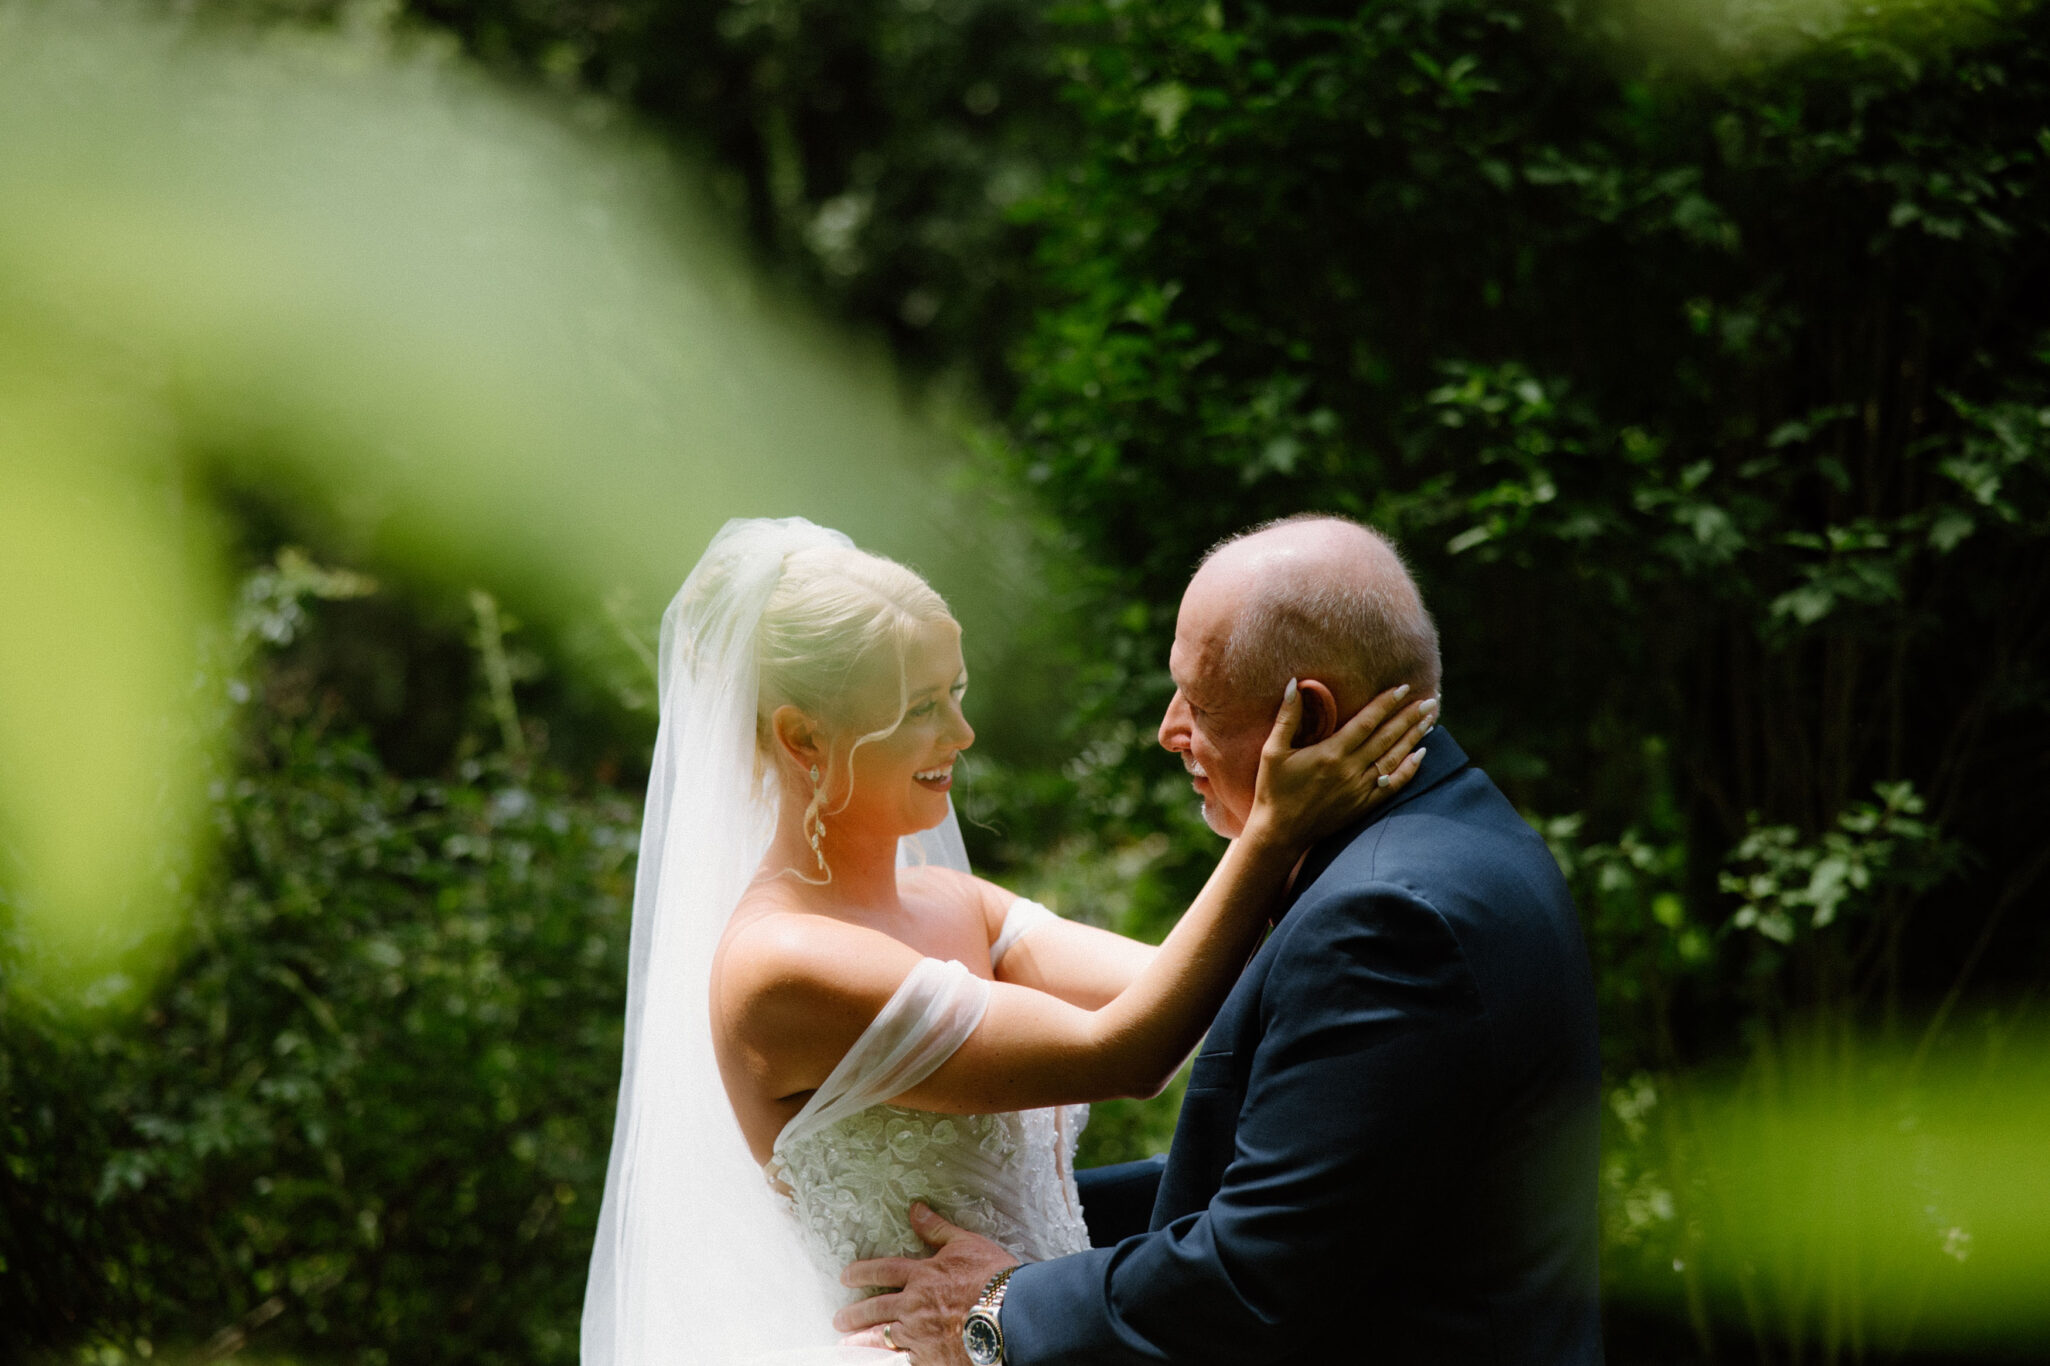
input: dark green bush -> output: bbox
[3,573,637,1363]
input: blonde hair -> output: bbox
[754,541,954,786]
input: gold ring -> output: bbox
[881,1323,899,1353]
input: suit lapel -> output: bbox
[1152,730,1475,1231]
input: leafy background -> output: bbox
[4,0,2048,1362]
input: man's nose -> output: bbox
[1158,690,1189,752]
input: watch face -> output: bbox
[963,1313,1002,1365]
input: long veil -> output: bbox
[582,518,971,1365]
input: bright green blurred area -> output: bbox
[1613,1035,2050,1354]
[1604,0,2015,69]
[0,3,950,1002]
[0,382,214,1001]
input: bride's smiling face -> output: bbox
[832,615,974,838]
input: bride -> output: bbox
[581,518,1431,1363]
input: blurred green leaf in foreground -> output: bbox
[1611,1028,2050,1357]
[0,1,960,1006]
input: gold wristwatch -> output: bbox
[961,1265,1017,1366]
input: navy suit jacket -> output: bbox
[1003,731,1603,1364]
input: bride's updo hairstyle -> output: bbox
[752,542,953,788]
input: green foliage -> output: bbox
[1722,781,1958,943]
[1583,782,1989,1359]
[2,571,636,1363]
[1009,0,2050,742]
[1000,0,2050,991]
[314,0,1081,394]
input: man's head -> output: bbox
[1158,514,1441,837]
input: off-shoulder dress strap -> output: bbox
[773,956,991,1154]
[989,897,1058,970]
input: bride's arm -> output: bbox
[990,919,1152,1011]
[727,685,1433,1113]
[887,869,1153,1012]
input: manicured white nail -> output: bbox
[1414,747,1428,765]
[1421,697,1439,714]
[1423,720,1436,736]
[1284,678,1299,703]
[1376,773,1392,789]
[1393,683,1411,701]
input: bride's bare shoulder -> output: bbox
[898,864,1017,950]
[710,903,918,1103]
[716,870,1012,1025]
[896,862,985,903]
[724,895,877,980]
[725,883,942,1000]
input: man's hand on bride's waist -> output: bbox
[837,1202,1018,1365]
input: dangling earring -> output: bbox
[804,763,828,875]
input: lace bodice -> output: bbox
[774,1099,1090,1272]
[768,902,1092,1294]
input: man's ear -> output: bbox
[1292,680,1339,747]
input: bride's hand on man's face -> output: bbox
[1245,681,1438,850]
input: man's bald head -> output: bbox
[1195,514,1441,710]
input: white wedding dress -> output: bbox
[770,899,1093,1288]
[583,518,1092,1366]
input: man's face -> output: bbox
[1158,568,1274,838]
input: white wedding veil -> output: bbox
[582,517,970,1365]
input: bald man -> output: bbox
[844,515,1604,1366]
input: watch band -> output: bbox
[976,1265,1016,1313]
[961,1265,1018,1365]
